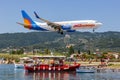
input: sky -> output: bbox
[0,0,120,34]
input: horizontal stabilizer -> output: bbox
[16,22,25,26]
[16,22,30,28]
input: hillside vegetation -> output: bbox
[0,31,120,52]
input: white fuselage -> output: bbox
[35,20,102,31]
[18,10,102,33]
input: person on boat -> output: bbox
[59,59,64,66]
[50,59,55,66]
[33,58,40,66]
[41,59,44,64]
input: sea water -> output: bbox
[0,64,120,80]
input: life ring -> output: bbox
[38,67,40,70]
[49,67,51,70]
[58,67,60,71]
[43,67,45,70]
[53,67,55,70]
[34,66,36,70]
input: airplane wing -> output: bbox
[34,12,63,34]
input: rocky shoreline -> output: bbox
[79,61,120,69]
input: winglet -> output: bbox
[34,11,40,19]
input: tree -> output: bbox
[44,49,50,54]
[78,50,81,54]
[10,48,24,55]
[68,46,74,56]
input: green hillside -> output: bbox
[0,31,120,52]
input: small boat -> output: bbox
[14,57,33,69]
[14,63,24,68]
[76,66,96,73]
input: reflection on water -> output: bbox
[24,70,120,80]
[1,64,120,80]
[25,71,76,80]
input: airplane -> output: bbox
[17,10,102,34]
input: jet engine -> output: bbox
[61,25,71,30]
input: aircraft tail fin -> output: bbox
[21,10,35,25]
[17,10,36,29]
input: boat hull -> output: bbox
[76,66,96,73]
[25,63,80,72]
[76,69,95,73]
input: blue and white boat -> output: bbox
[76,66,96,73]
[14,63,24,68]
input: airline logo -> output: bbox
[73,24,95,28]
[24,18,32,29]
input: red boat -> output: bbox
[24,56,80,72]
[24,63,80,72]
